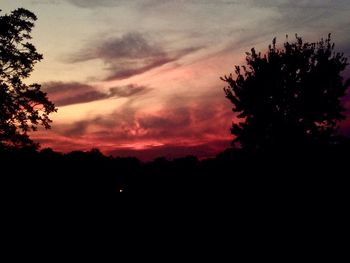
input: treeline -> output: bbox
[1,136,349,196]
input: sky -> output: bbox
[1,0,350,160]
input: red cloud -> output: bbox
[31,91,350,160]
[30,98,235,160]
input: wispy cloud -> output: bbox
[43,81,150,106]
[109,84,151,97]
[68,32,201,80]
[70,32,163,62]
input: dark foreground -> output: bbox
[1,138,349,199]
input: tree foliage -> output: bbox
[0,8,56,147]
[222,34,349,151]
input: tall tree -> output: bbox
[0,8,56,148]
[222,34,349,151]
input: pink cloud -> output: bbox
[30,97,236,160]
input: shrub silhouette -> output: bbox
[222,34,350,151]
[0,8,56,148]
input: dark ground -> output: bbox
[1,137,349,199]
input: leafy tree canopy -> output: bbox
[222,34,350,151]
[0,8,56,148]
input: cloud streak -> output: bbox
[70,32,163,62]
[43,82,150,106]
[69,32,201,80]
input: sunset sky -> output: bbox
[2,0,350,160]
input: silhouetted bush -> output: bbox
[222,34,349,151]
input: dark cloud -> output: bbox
[43,81,149,106]
[69,32,201,80]
[71,32,163,62]
[139,107,192,131]
[65,120,91,136]
[58,102,138,137]
[109,84,151,97]
[107,46,200,80]
[104,57,175,80]
[43,82,106,106]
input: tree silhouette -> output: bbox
[0,8,56,147]
[222,34,350,151]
